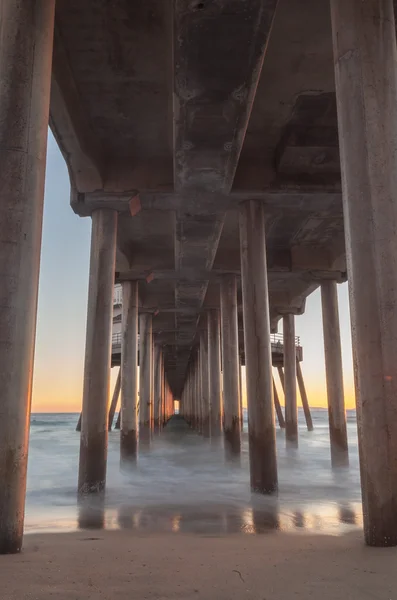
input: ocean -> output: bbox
[26,409,362,535]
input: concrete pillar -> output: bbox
[153,344,162,432]
[207,309,222,437]
[0,0,55,554]
[239,200,277,493]
[167,382,173,421]
[161,358,166,426]
[330,0,397,546]
[159,350,164,430]
[320,281,348,465]
[108,369,121,431]
[78,209,117,496]
[139,313,153,446]
[76,413,82,432]
[283,314,297,444]
[239,359,244,431]
[120,281,139,466]
[272,376,285,429]
[78,210,117,496]
[220,275,241,457]
[277,366,285,391]
[185,370,191,426]
[190,367,194,427]
[163,357,167,423]
[194,353,201,432]
[296,361,314,432]
[200,328,210,437]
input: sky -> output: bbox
[31,132,355,412]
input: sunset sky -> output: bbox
[31,132,355,413]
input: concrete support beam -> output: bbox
[78,209,117,495]
[139,313,153,446]
[331,0,397,546]
[296,361,314,432]
[0,0,55,555]
[120,281,139,466]
[74,190,343,218]
[220,275,241,458]
[277,366,285,392]
[200,328,210,438]
[272,377,285,429]
[108,369,121,431]
[240,200,277,493]
[173,0,278,192]
[320,281,348,465]
[207,310,222,437]
[283,315,298,444]
[153,344,162,433]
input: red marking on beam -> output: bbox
[129,194,141,216]
[146,272,155,283]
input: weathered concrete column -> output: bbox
[320,281,348,465]
[240,200,277,493]
[283,315,297,444]
[296,361,314,432]
[207,309,222,437]
[78,209,118,495]
[153,344,162,432]
[200,328,210,437]
[330,0,397,546]
[108,369,121,430]
[139,313,153,446]
[120,281,139,466]
[220,275,241,457]
[0,0,55,554]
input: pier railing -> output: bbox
[270,333,301,348]
[112,332,122,348]
[111,332,301,350]
[113,287,122,306]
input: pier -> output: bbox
[0,0,396,553]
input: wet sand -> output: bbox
[2,530,396,599]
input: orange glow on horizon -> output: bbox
[32,366,356,413]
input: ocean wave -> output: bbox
[30,419,73,428]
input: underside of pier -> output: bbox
[3,0,397,553]
[50,0,346,397]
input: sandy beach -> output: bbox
[2,530,395,599]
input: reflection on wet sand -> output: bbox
[339,503,357,525]
[293,511,305,529]
[78,500,105,530]
[70,415,365,538]
[77,501,361,536]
